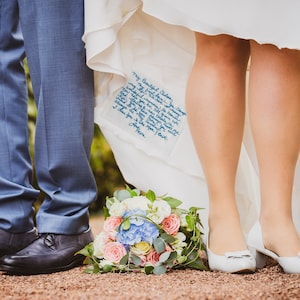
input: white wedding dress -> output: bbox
[83,0,300,237]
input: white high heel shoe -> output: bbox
[247,222,300,274]
[207,233,256,273]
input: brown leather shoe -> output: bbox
[0,228,37,258]
[0,227,93,275]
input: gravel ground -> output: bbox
[1,217,300,300]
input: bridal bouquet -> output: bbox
[77,186,208,274]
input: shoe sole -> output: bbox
[234,268,256,274]
[0,255,84,275]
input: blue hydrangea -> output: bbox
[116,218,159,246]
[123,209,147,226]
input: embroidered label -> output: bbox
[108,71,186,145]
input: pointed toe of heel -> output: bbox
[207,248,256,273]
[277,255,300,274]
[207,230,256,273]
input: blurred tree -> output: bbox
[25,59,36,159]
[90,124,125,212]
[25,59,125,214]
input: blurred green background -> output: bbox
[25,60,125,215]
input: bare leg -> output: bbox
[186,33,250,254]
[249,42,300,257]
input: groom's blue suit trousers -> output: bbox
[0,0,97,234]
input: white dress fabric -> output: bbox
[142,0,300,50]
[83,0,300,237]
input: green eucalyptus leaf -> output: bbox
[154,237,166,253]
[160,232,176,244]
[153,264,167,275]
[119,254,129,265]
[167,261,175,268]
[159,251,171,263]
[166,251,177,263]
[114,189,131,201]
[131,254,142,266]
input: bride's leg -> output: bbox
[186,33,250,254]
[249,41,300,257]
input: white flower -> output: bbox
[109,201,126,217]
[175,232,186,243]
[122,196,151,211]
[147,199,171,224]
[172,232,188,251]
[93,232,109,258]
[180,214,188,228]
[99,259,114,268]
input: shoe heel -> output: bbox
[249,247,267,269]
[255,251,267,269]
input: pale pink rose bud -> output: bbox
[103,216,122,240]
[138,255,147,267]
[161,214,181,235]
[103,242,127,264]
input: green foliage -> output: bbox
[25,59,125,214]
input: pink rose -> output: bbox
[103,216,122,239]
[103,242,127,264]
[146,246,173,265]
[161,214,181,235]
[146,249,160,265]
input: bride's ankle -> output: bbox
[259,218,300,256]
[208,217,247,255]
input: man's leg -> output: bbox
[0,0,38,257]
[19,0,97,234]
[0,0,97,274]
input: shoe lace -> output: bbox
[39,233,56,250]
